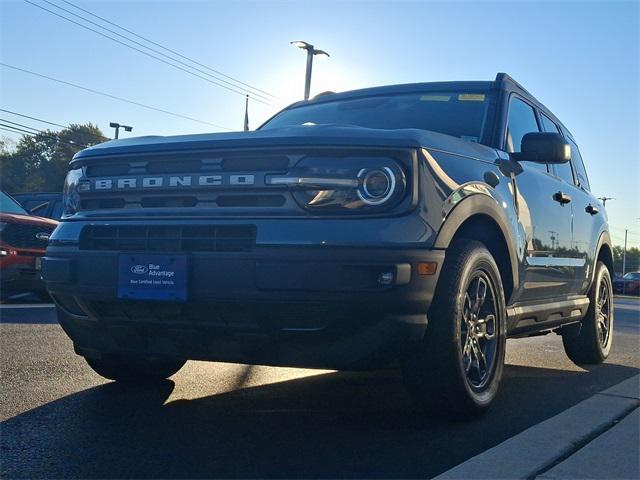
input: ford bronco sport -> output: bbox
[43,73,614,415]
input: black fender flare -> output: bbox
[591,230,614,288]
[433,191,520,293]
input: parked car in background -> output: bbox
[613,272,640,296]
[1,191,58,299]
[12,192,64,220]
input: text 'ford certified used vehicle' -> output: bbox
[43,73,613,415]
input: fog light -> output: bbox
[377,271,394,286]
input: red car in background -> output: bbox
[613,272,640,296]
[1,191,58,299]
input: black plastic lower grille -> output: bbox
[88,300,348,331]
[80,225,256,252]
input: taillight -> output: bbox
[266,156,407,213]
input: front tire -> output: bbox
[85,354,186,382]
[403,239,507,417]
[562,261,613,365]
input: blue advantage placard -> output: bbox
[117,254,187,301]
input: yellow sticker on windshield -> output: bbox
[458,94,486,101]
[420,95,451,102]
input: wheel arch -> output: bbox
[593,231,614,285]
[434,194,519,304]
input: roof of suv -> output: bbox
[289,80,494,107]
[285,72,572,140]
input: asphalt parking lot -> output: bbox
[1,296,638,479]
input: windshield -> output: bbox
[0,191,29,215]
[262,91,490,142]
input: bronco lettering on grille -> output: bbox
[89,174,256,191]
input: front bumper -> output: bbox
[43,245,444,369]
[0,253,45,293]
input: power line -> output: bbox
[610,226,639,236]
[1,63,233,130]
[40,0,271,102]
[40,0,275,104]
[59,0,278,101]
[23,0,275,106]
[0,121,89,147]
[0,109,68,129]
[0,123,88,147]
[0,126,38,137]
[1,119,51,133]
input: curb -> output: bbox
[434,374,640,479]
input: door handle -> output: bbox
[585,204,599,215]
[553,191,572,204]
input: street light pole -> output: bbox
[109,122,133,140]
[598,196,615,206]
[291,41,330,100]
[304,49,314,101]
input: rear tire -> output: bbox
[403,239,507,417]
[85,354,186,382]
[562,261,613,365]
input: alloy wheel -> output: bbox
[596,276,612,347]
[460,272,499,389]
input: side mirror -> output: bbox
[29,202,49,215]
[513,132,571,164]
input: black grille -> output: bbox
[1,223,54,249]
[80,225,256,252]
[88,300,346,331]
[84,155,290,177]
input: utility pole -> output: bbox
[622,228,628,276]
[109,122,133,139]
[598,196,614,206]
[290,41,330,100]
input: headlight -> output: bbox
[266,157,407,213]
[62,168,84,218]
[358,167,396,205]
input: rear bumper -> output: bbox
[43,246,444,369]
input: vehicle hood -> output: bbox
[71,124,496,163]
[0,212,58,228]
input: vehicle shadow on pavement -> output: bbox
[1,363,638,479]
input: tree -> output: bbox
[613,245,640,276]
[0,124,107,193]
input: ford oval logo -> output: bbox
[131,265,148,275]
[35,232,50,242]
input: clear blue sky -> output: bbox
[1,0,638,247]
